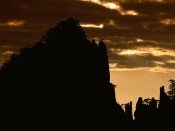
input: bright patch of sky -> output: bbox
[109,63,175,73]
[0,20,25,27]
[118,47,175,56]
[80,23,104,28]
[81,0,139,15]
[160,19,175,25]
[2,51,14,55]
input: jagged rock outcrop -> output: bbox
[134,86,175,130]
[0,18,126,130]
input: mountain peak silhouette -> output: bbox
[41,17,87,45]
[0,18,127,130]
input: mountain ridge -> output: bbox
[0,17,127,130]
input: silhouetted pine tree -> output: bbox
[167,79,175,101]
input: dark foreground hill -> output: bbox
[0,18,128,130]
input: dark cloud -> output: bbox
[162,62,175,69]
[0,0,175,71]
[120,1,175,17]
[108,49,175,69]
[109,54,157,68]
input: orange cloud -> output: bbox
[0,20,25,27]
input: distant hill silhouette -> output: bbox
[134,85,175,130]
[0,18,128,130]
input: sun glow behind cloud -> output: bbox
[82,0,119,10]
[80,23,104,28]
[2,51,14,55]
[160,19,175,25]
[119,49,147,55]
[109,63,175,73]
[103,2,120,10]
[0,20,25,27]
[123,10,138,16]
[118,47,175,56]
[109,64,145,71]
[109,47,175,73]
[81,0,139,16]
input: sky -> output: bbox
[0,0,175,112]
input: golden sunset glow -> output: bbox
[109,65,145,71]
[153,61,164,65]
[122,10,138,16]
[3,51,14,55]
[149,48,175,56]
[103,3,120,10]
[82,0,100,4]
[156,0,163,2]
[160,19,175,25]
[118,48,175,56]
[82,0,119,10]
[119,49,147,55]
[0,0,174,119]
[109,63,117,68]
[81,0,139,16]
[166,60,175,63]
[80,23,103,28]
[0,20,25,27]
[149,67,175,73]
[136,38,144,42]
[110,63,175,73]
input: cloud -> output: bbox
[0,0,174,72]
[108,48,175,71]
[0,20,25,27]
[2,51,14,55]
[80,23,104,28]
